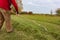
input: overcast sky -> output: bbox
[22,0,60,14]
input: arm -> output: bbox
[11,0,18,14]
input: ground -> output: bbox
[0,14,60,40]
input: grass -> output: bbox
[0,14,60,40]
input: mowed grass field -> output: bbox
[0,14,60,40]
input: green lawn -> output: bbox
[0,14,60,40]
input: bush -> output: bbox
[56,8,60,16]
[28,11,33,14]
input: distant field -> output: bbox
[0,14,60,40]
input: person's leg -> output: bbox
[0,9,13,32]
[0,10,4,29]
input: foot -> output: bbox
[6,28,13,33]
[7,30,13,33]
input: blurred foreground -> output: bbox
[0,14,60,40]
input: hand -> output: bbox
[10,10,15,14]
[16,14,20,16]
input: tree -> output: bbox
[50,10,53,15]
[16,0,23,13]
[56,8,60,15]
[28,11,33,14]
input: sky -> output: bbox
[22,0,60,14]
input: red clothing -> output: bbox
[0,0,18,12]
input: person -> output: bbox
[0,0,18,32]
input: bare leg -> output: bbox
[0,11,4,29]
[0,9,13,32]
